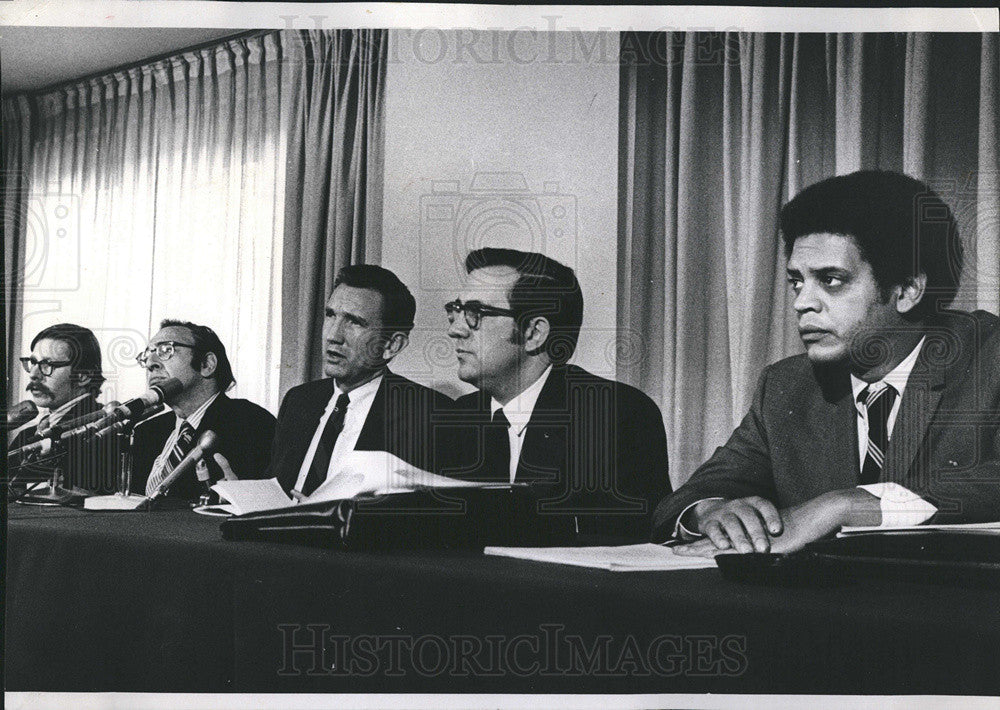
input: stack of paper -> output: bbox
[839,521,1000,537]
[196,450,508,516]
[484,544,718,571]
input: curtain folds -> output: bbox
[619,32,1000,487]
[2,95,34,398]
[280,29,387,392]
[3,30,387,412]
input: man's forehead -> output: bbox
[461,266,518,304]
[151,325,192,344]
[329,284,384,319]
[788,232,864,269]
[33,337,73,358]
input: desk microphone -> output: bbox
[92,403,166,441]
[99,378,183,429]
[41,401,121,440]
[147,430,219,504]
[5,400,38,436]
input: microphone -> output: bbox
[38,401,121,439]
[8,401,124,465]
[92,403,166,441]
[147,430,219,503]
[5,400,38,436]
[98,378,183,429]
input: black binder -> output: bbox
[220,485,578,550]
[715,532,1000,588]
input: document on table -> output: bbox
[202,478,294,515]
[483,543,718,571]
[194,451,512,516]
[839,520,1000,537]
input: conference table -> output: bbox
[5,504,999,696]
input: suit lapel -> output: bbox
[355,372,389,451]
[195,393,228,438]
[805,368,860,488]
[517,366,568,483]
[884,344,948,483]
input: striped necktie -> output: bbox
[859,383,898,485]
[146,421,197,496]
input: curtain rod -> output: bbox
[18,28,274,98]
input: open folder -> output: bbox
[197,450,500,516]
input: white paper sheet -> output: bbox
[484,543,719,572]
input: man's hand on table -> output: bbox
[673,488,882,557]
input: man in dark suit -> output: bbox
[439,248,671,540]
[657,170,1000,556]
[267,265,449,494]
[132,320,275,502]
[10,323,119,498]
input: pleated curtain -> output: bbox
[2,30,387,412]
[618,32,1000,486]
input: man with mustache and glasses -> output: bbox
[266,265,449,497]
[438,248,670,542]
[655,170,1000,556]
[10,323,119,497]
[131,319,275,503]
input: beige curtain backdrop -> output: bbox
[2,95,34,402]
[618,32,1000,487]
[279,29,387,393]
[3,30,386,413]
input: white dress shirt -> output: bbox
[490,366,553,484]
[147,392,220,484]
[674,337,938,538]
[292,375,383,494]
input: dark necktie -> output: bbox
[301,392,351,496]
[859,383,898,485]
[485,407,511,483]
[146,421,196,495]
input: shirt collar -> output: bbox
[174,391,221,431]
[491,365,553,436]
[43,392,92,426]
[850,335,926,405]
[331,374,383,410]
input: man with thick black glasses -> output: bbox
[10,323,119,499]
[439,248,671,541]
[131,319,275,503]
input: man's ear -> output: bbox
[199,351,219,378]
[71,371,93,389]
[382,331,409,361]
[896,273,928,315]
[523,316,551,355]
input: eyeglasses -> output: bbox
[136,341,195,367]
[20,357,73,376]
[445,299,516,331]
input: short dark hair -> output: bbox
[333,264,416,334]
[464,248,584,365]
[780,170,962,319]
[159,319,235,391]
[31,323,105,393]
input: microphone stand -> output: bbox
[15,464,78,506]
[83,420,148,511]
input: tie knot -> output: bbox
[178,420,196,439]
[335,392,350,412]
[492,408,510,428]
[860,382,897,409]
